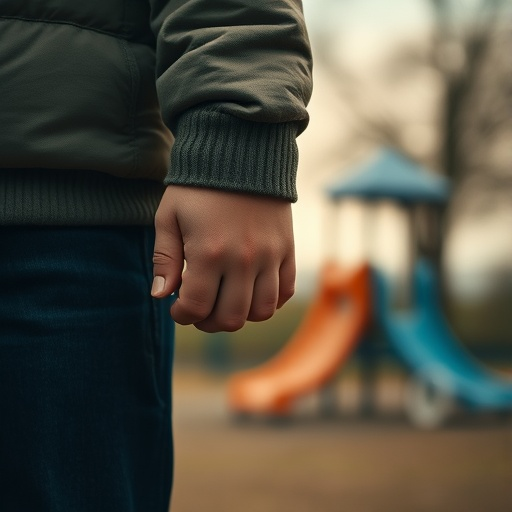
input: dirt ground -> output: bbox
[170,370,512,512]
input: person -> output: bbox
[0,1,312,510]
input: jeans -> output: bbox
[0,226,174,512]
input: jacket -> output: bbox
[0,0,312,225]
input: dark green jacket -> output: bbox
[0,0,312,225]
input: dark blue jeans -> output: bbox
[0,226,174,512]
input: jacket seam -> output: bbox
[0,15,130,41]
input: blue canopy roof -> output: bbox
[326,148,450,204]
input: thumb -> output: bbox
[151,210,184,298]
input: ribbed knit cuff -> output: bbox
[165,107,299,202]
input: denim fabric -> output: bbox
[0,226,174,512]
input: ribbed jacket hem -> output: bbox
[0,169,164,226]
[166,107,299,202]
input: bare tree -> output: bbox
[315,0,511,180]
[429,0,512,212]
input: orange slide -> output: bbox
[228,263,372,416]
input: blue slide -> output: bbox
[373,261,512,411]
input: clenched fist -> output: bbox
[151,185,296,332]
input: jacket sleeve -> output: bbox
[149,0,313,201]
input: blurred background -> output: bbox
[170,1,512,511]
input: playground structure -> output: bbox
[227,149,512,428]
[376,260,512,427]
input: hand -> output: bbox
[151,185,296,332]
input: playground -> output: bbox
[170,371,512,512]
[227,150,512,428]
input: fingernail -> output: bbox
[151,276,166,297]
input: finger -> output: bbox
[247,269,279,322]
[171,264,221,325]
[152,212,184,298]
[277,255,296,309]
[194,270,254,333]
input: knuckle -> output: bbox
[262,241,280,258]
[174,296,211,322]
[152,250,172,266]
[220,316,246,332]
[250,295,278,322]
[249,306,275,322]
[203,244,225,264]
[237,245,257,269]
